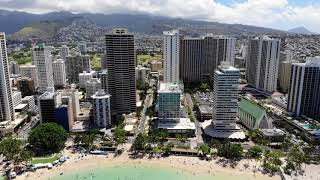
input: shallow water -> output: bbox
[53,164,244,180]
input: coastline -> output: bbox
[17,153,281,180]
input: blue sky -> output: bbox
[0,0,319,32]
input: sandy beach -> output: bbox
[17,149,281,180]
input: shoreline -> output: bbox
[17,153,281,180]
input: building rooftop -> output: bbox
[53,59,64,63]
[254,35,280,41]
[22,96,34,101]
[39,91,55,99]
[159,83,182,93]
[112,28,129,34]
[136,65,150,70]
[163,30,179,36]
[199,105,212,114]
[91,90,111,99]
[216,63,239,75]
[71,121,90,132]
[100,70,108,75]
[158,118,195,130]
[33,43,46,50]
[79,71,93,76]
[239,98,265,120]
[201,120,246,139]
[261,129,285,137]
[14,104,28,110]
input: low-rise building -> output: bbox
[150,60,162,72]
[261,129,285,142]
[238,97,273,130]
[194,92,213,121]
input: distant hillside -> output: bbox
[12,21,64,41]
[288,26,315,35]
[0,10,76,34]
[0,9,293,42]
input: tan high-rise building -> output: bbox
[20,65,38,88]
[278,61,295,93]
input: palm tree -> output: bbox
[247,146,263,175]
[197,144,210,157]
[287,146,305,174]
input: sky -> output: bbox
[0,0,319,32]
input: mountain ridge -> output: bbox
[0,9,295,42]
[288,26,316,35]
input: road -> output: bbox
[135,79,156,137]
[135,94,152,137]
[17,115,40,140]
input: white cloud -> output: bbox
[0,0,319,32]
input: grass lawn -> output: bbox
[10,50,32,65]
[137,54,162,65]
[91,53,102,71]
[15,57,32,65]
[31,154,60,164]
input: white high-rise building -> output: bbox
[212,63,239,131]
[19,65,38,87]
[53,59,66,87]
[32,43,54,93]
[59,45,69,60]
[85,78,101,98]
[78,71,93,89]
[92,90,111,128]
[163,30,180,84]
[246,36,280,92]
[0,32,14,122]
[135,65,149,83]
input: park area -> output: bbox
[31,154,60,164]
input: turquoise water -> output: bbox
[53,164,239,180]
